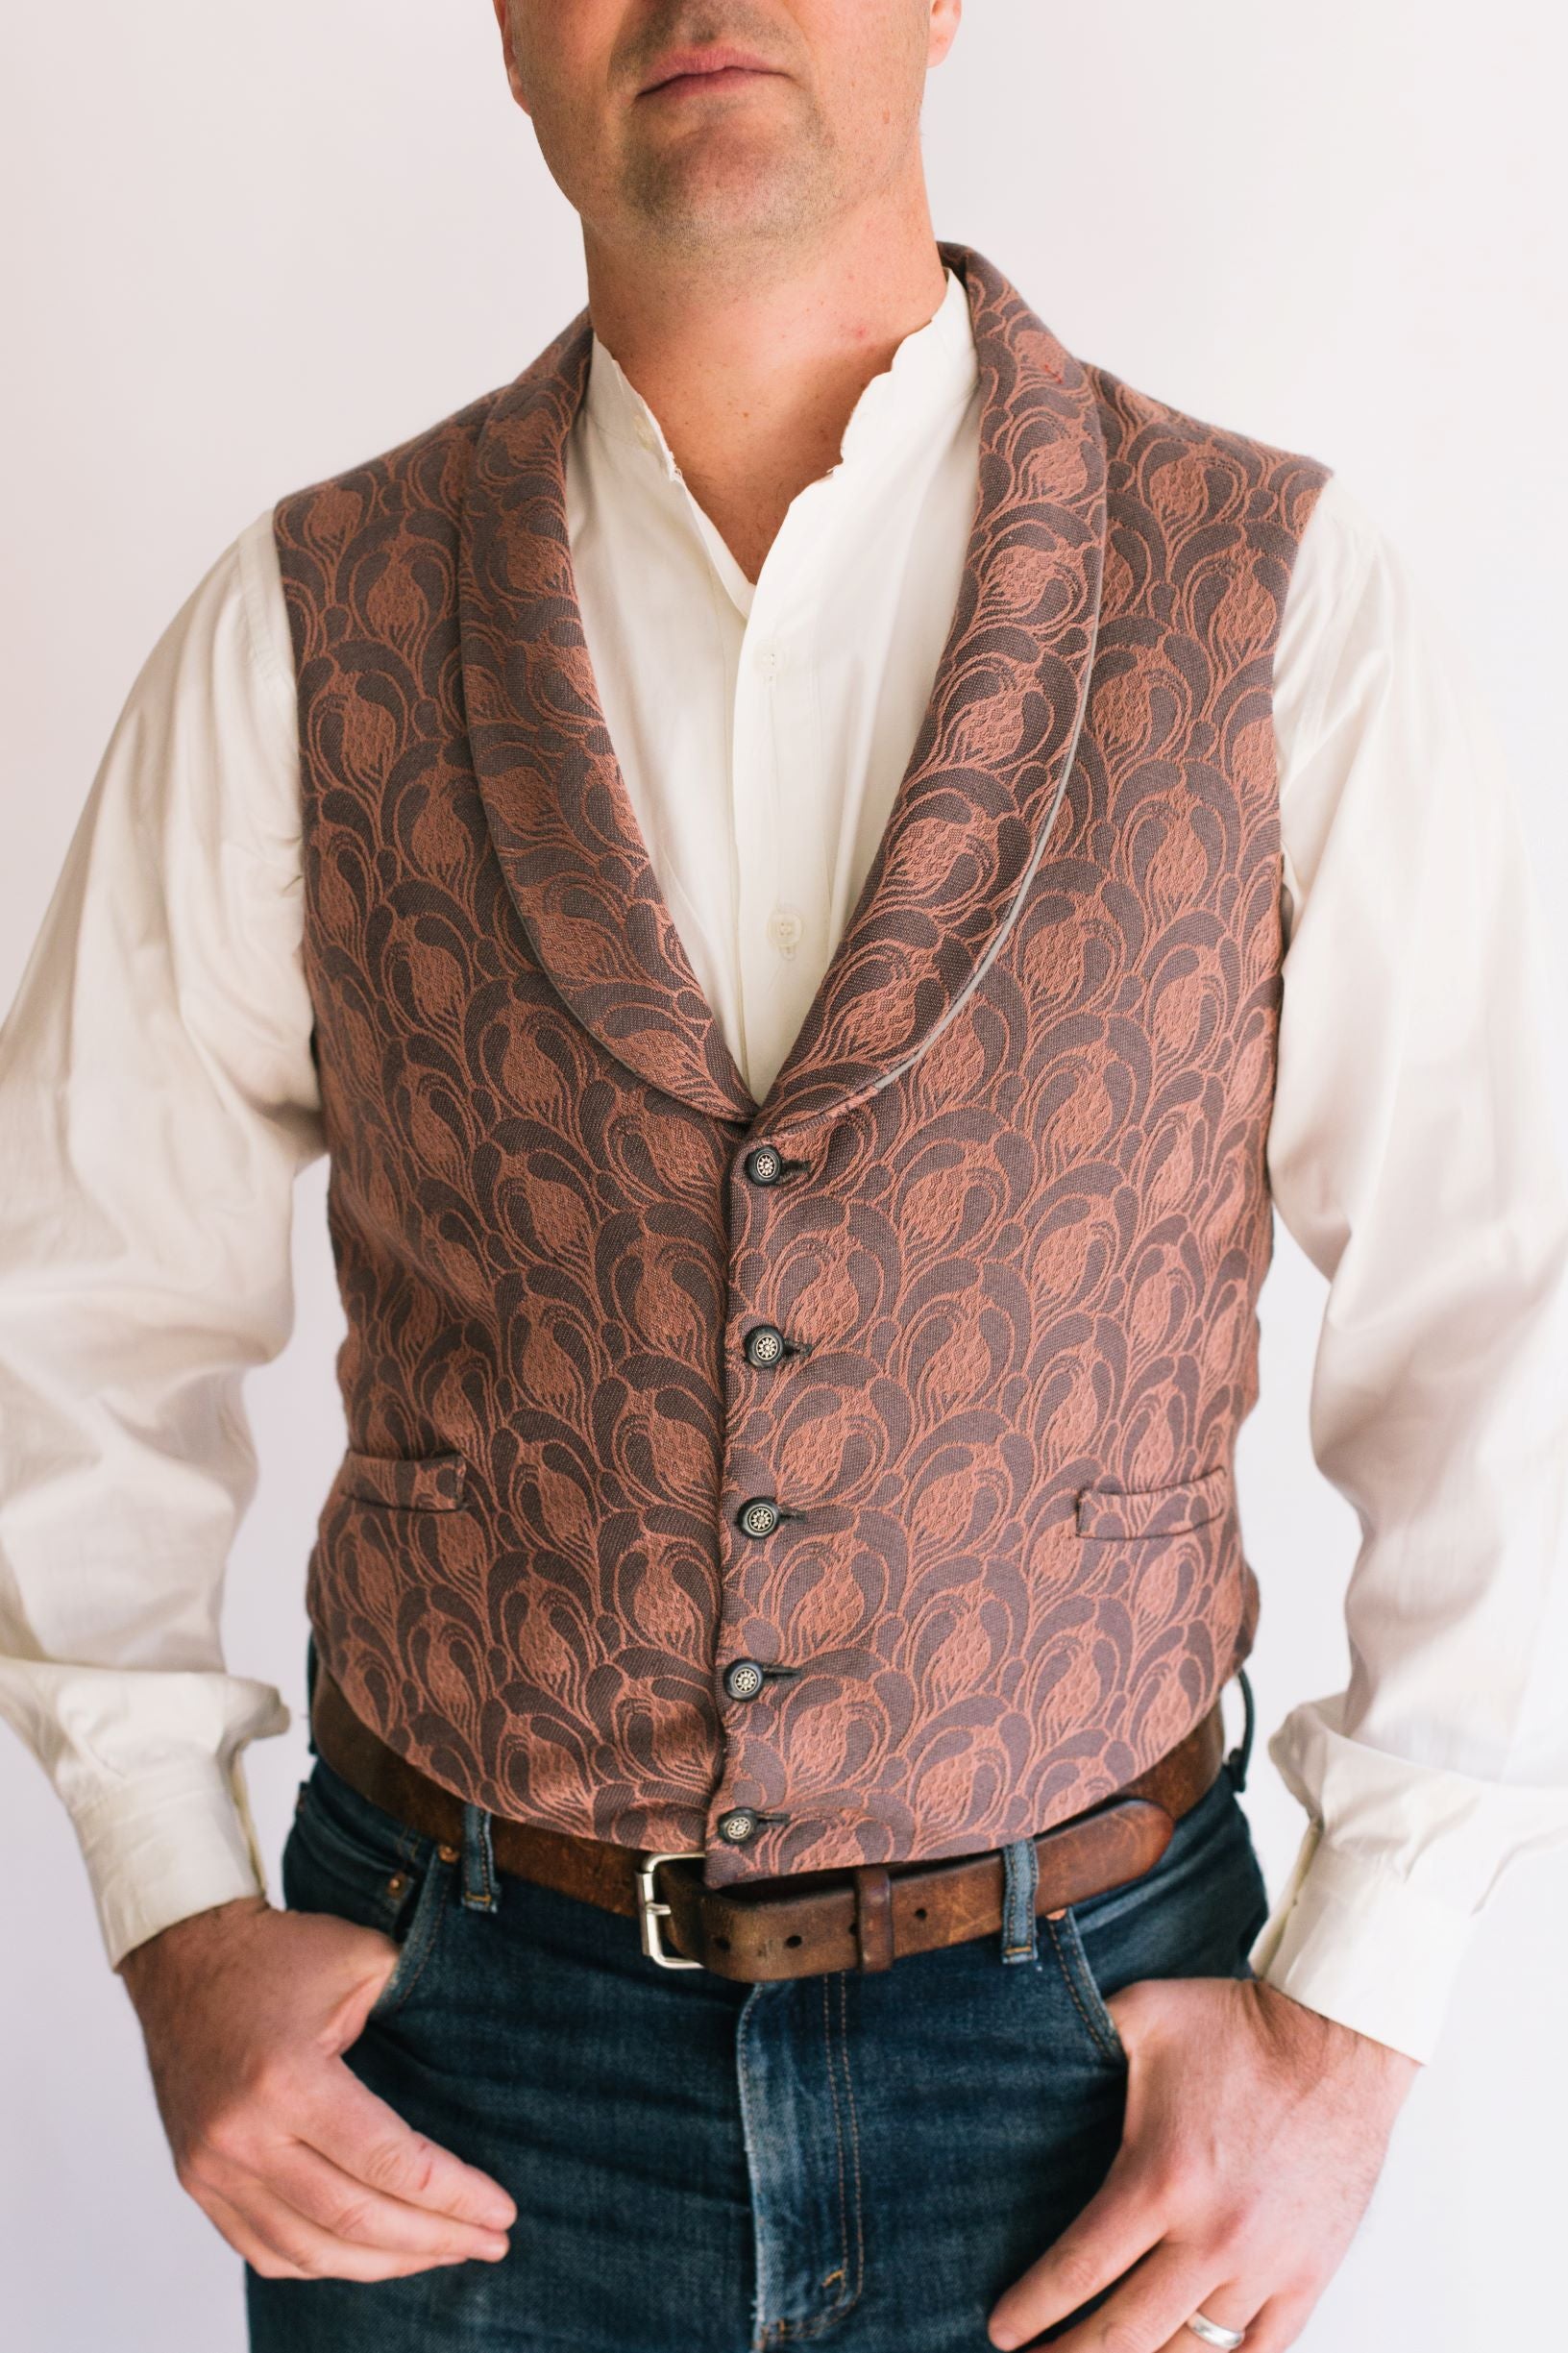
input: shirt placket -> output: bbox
[727,505,833,1105]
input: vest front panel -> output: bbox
[274,240,1330,1883]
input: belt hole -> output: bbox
[914,1905,927,1921]
[712,1934,731,1951]
[785,1933,802,1949]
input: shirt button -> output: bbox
[753,643,778,679]
[718,1807,761,1844]
[744,1322,787,1369]
[737,1496,781,1539]
[723,1658,766,1702]
[744,1144,785,1187]
[767,904,804,956]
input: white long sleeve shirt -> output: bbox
[3,265,1567,2066]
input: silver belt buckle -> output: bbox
[635,1850,707,1969]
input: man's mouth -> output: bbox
[640,47,780,97]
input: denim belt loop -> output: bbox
[1223,1666,1257,1793]
[999,1836,1039,1964]
[460,1801,501,1912]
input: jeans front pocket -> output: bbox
[1045,1909,1130,2069]
[282,1756,456,2022]
[1045,1768,1271,2071]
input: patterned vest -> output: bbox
[274,238,1331,1888]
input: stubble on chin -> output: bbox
[615,86,840,267]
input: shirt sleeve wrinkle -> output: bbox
[1252,471,1568,2062]
[0,516,317,1968]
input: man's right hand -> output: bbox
[117,1895,517,2283]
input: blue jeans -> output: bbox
[246,1680,1269,2353]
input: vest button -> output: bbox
[744,1322,787,1369]
[717,1807,761,1844]
[723,1658,766,1702]
[736,1496,780,1539]
[744,1144,785,1187]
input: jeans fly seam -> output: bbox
[755,1976,864,2342]
[736,1990,782,2353]
[815,1973,853,2323]
[833,1973,866,2308]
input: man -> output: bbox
[2,3,1566,2349]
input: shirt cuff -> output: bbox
[1249,1822,1474,2065]
[68,1750,278,1972]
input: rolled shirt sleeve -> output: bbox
[1248,472,1568,2063]
[0,508,323,1971]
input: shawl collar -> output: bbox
[457,238,1107,1137]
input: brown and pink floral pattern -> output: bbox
[273,238,1331,1886]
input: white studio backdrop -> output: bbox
[2,6,1564,2348]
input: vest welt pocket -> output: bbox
[336,1448,469,1511]
[1074,1465,1228,1542]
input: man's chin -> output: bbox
[626,103,818,205]
[624,157,818,257]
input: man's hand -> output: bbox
[118,1895,517,2283]
[987,1975,1421,2352]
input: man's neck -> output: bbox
[579,206,950,582]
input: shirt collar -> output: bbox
[581,263,978,501]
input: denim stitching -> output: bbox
[737,1993,778,2353]
[311,1759,426,1881]
[1000,1836,1040,1962]
[802,1974,853,2331]
[295,1774,427,1912]
[833,1973,866,2307]
[370,1852,455,2020]
[1045,1913,1124,2066]
[756,1978,862,2345]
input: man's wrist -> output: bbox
[1250,1827,1475,2066]
[117,1893,273,2008]
[1253,1977,1424,2115]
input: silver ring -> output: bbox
[1186,2314,1246,2349]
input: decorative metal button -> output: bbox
[723,1658,766,1702]
[717,1807,761,1844]
[736,1496,781,1539]
[744,1322,787,1369]
[744,1144,785,1187]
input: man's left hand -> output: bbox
[986,1975,1422,2352]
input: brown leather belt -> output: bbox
[309,1662,1229,1984]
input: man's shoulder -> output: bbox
[270,380,508,551]
[269,302,591,548]
[1080,354,1334,531]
